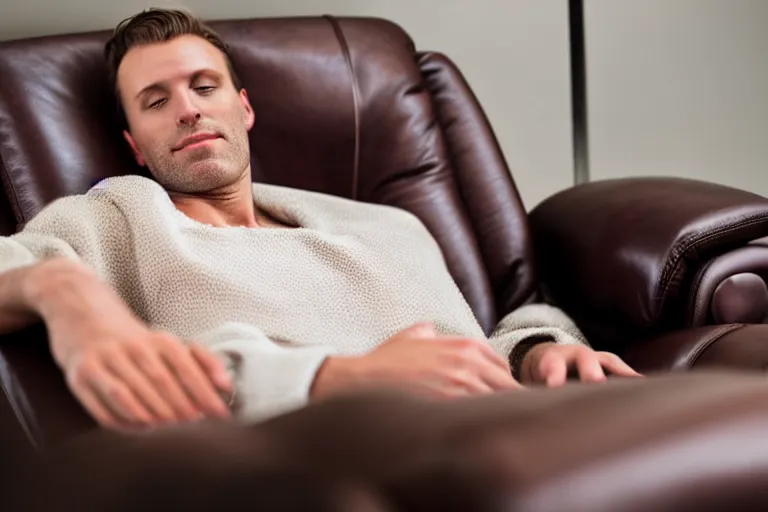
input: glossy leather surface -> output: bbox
[9,372,768,512]
[530,177,768,351]
[688,247,768,325]
[622,323,768,377]
[0,326,95,450]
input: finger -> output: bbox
[85,365,154,425]
[475,359,524,391]
[132,348,201,422]
[541,355,568,387]
[598,353,644,378]
[189,344,233,393]
[575,351,608,383]
[72,385,123,430]
[161,342,231,418]
[477,343,516,374]
[436,340,510,392]
[429,383,475,400]
[481,369,524,391]
[444,368,495,396]
[105,354,175,423]
[442,337,512,374]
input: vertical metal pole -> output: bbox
[569,0,590,184]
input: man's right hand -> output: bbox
[26,258,232,431]
[311,323,522,400]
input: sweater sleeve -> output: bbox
[0,214,83,274]
[192,322,336,423]
[487,304,590,378]
[0,192,145,321]
[0,193,128,277]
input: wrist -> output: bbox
[310,355,362,399]
[24,258,97,321]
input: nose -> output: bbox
[179,111,201,127]
[176,92,202,127]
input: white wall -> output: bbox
[0,0,574,209]
[585,0,768,197]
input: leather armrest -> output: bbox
[0,324,96,451]
[684,241,768,326]
[622,323,768,374]
[529,178,768,345]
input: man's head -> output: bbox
[105,9,254,194]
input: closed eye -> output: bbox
[148,98,167,109]
[195,86,216,95]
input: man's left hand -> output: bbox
[520,342,642,387]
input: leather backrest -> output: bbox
[0,189,15,236]
[0,16,534,332]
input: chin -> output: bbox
[149,152,248,193]
[186,168,244,193]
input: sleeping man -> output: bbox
[0,8,639,431]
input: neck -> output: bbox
[169,169,261,228]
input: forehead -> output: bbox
[117,34,229,94]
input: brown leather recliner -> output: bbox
[3,16,768,510]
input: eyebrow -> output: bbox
[133,69,222,102]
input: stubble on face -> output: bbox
[141,115,251,195]
[118,35,254,195]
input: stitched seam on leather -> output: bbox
[686,324,744,368]
[324,15,361,201]
[0,149,25,229]
[657,215,768,312]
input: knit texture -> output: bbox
[0,175,587,421]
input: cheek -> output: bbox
[222,99,249,127]
[134,119,174,151]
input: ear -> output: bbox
[123,130,146,167]
[239,89,255,131]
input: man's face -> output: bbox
[117,35,254,194]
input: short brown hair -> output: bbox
[104,8,242,114]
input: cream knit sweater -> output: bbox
[0,175,587,421]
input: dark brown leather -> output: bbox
[0,197,15,236]
[711,273,768,324]
[10,372,768,512]
[691,324,768,371]
[530,177,768,350]
[0,33,138,224]
[0,165,17,235]
[0,325,96,450]
[687,245,768,325]
[621,323,768,374]
[417,51,536,316]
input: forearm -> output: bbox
[0,258,109,336]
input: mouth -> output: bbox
[172,132,222,152]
